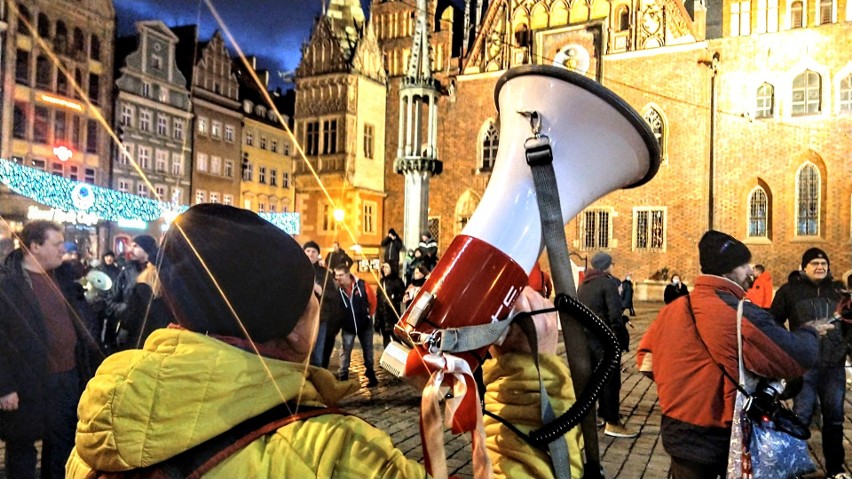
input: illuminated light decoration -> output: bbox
[53,145,73,162]
[71,183,95,211]
[333,208,345,222]
[0,159,300,234]
[258,211,301,235]
[40,94,84,112]
[27,205,98,226]
[117,218,148,229]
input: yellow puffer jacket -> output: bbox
[66,328,583,478]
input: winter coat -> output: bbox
[117,263,173,350]
[325,250,353,270]
[577,269,623,327]
[770,270,847,366]
[744,271,774,308]
[0,250,102,441]
[311,262,343,326]
[381,235,405,266]
[376,274,405,334]
[338,278,376,334]
[637,275,819,466]
[66,328,583,478]
[663,282,689,304]
[621,279,634,309]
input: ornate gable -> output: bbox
[297,17,359,77]
[463,0,697,75]
[352,19,388,84]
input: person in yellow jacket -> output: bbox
[66,204,583,478]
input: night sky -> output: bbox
[114,0,372,90]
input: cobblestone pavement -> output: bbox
[3,300,851,478]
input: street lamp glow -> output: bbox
[333,208,345,222]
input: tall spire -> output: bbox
[406,0,434,83]
[395,0,443,252]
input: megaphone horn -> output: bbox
[389,64,661,373]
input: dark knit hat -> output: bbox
[698,230,751,275]
[801,247,829,270]
[591,251,613,271]
[133,235,159,262]
[159,204,314,342]
[302,240,320,252]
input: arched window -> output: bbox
[796,163,820,236]
[791,1,804,27]
[91,35,101,61]
[17,5,31,34]
[643,106,667,162]
[839,74,852,113]
[480,121,499,170]
[819,0,833,23]
[73,28,84,53]
[748,187,769,237]
[514,24,532,48]
[55,21,68,54]
[37,13,50,38]
[756,83,774,118]
[616,6,630,31]
[57,70,69,95]
[792,70,821,116]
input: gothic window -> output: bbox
[15,50,29,85]
[88,74,100,105]
[616,6,630,31]
[840,74,852,113]
[643,106,667,163]
[17,5,31,34]
[790,1,804,27]
[633,207,666,250]
[792,70,821,116]
[55,21,68,53]
[748,187,769,237]
[91,35,101,61]
[306,121,319,155]
[796,163,820,236]
[514,24,532,48]
[756,83,775,118]
[480,121,499,171]
[37,13,51,38]
[578,209,612,250]
[73,28,84,54]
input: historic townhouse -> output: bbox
[172,27,242,208]
[0,0,114,252]
[112,20,192,243]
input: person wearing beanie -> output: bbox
[105,235,161,351]
[578,251,637,438]
[639,230,829,478]
[66,204,585,478]
[771,248,849,479]
[302,240,343,369]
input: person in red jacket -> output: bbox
[637,230,830,479]
[745,264,774,308]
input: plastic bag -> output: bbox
[745,415,814,479]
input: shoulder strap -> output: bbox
[684,296,750,397]
[89,403,344,479]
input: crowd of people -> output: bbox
[1,211,851,478]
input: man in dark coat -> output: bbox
[96,251,121,283]
[334,264,378,386]
[380,228,405,273]
[621,273,636,316]
[577,251,637,438]
[770,248,849,479]
[0,220,102,479]
[303,240,343,369]
[325,241,352,270]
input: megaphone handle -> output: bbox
[529,295,621,446]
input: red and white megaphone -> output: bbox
[383,64,660,382]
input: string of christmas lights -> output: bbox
[0,159,300,234]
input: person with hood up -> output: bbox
[770,248,850,479]
[66,204,584,478]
